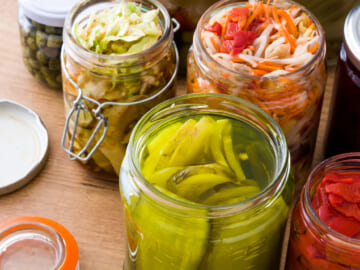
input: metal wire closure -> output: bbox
[61,38,179,161]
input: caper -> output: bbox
[40,66,56,79]
[48,58,61,71]
[34,71,45,81]
[56,74,62,84]
[36,50,48,64]
[45,76,61,88]
[22,46,36,58]
[27,36,37,50]
[47,35,62,48]
[45,25,58,34]
[29,58,40,70]
[36,31,47,47]
[31,20,45,31]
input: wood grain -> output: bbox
[0,0,334,269]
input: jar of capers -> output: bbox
[17,0,77,89]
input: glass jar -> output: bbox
[0,216,79,270]
[296,0,358,66]
[61,0,178,180]
[158,0,218,73]
[286,153,360,269]
[18,0,77,88]
[187,0,327,187]
[325,4,360,158]
[120,93,294,270]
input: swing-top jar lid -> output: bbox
[344,3,360,71]
[0,216,79,270]
[18,0,78,27]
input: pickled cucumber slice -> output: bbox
[204,197,289,270]
[200,184,260,205]
[168,116,215,166]
[174,173,234,202]
[148,166,184,188]
[141,119,197,178]
[219,119,246,181]
[134,185,209,270]
[147,122,182,153]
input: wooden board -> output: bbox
[0,0,334,269]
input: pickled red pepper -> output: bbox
[313,172,360,238]
[287,171,360,269]
[201,2,320,76]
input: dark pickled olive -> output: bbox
[17,0,75,89]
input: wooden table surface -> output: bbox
[0,0,334,269]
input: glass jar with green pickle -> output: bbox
[120,93,294,270]
[61,0,178,180]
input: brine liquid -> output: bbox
[0,239,57,270]
[140,113,276,205]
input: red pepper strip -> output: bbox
[205,22,222,36]
[326,182,360,203]
[229,6,249,30]
[224,21,240,40]
[315,187,338,224]
[328,194,360,222]
[328,215,360,238]
[232,30,256,55]
[220,40,234,54]
[322,173,354,185]
[305,244,323,259]
[248,18,265,36]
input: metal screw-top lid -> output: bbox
[344,4,360,71]
[0,100,49,195]
[18,0,78,27]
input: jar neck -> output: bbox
[0,221,66,269]
[126,93,291,218]
[63,0,173,72]
[301,153,360,249]
[192,0,326,83]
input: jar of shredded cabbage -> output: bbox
[120,93,294,270]
[187,0,327,187]
[61,0,178,180]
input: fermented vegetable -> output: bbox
[62,0,177,178]
[188,0,327,185]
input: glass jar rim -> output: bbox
[193,0,326,80]
[303,152,360,246]
[63,0,172,65]
[0,217,79,269]
[126,93,291,216]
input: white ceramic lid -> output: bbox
[18,0,78,27]
[344,3,360,71]
[0,100,49,195]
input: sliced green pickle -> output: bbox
[133,185,209,270]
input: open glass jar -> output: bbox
[286,153,360,269]
[120,93,294,270]
[61,0,179,180]
[0,217,79,270]
[187,0,327,187]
